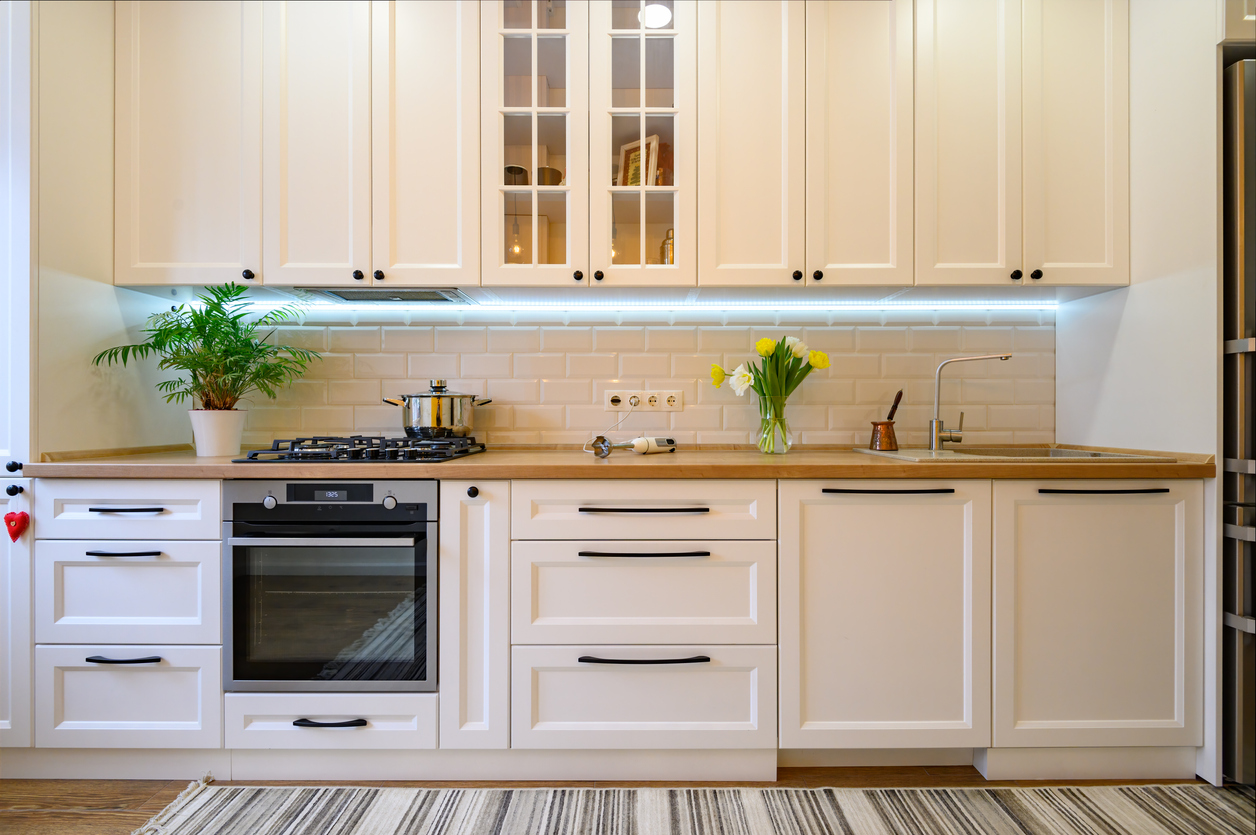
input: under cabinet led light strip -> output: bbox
[231,300,1058,314]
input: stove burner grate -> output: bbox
[233,435,486,463]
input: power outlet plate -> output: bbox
[604,390,684,412]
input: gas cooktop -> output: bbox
[233,435,486,463]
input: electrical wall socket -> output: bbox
[604,390,684,412]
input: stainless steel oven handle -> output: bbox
[227,538,417,548]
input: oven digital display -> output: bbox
[287,483,373,502]
[315,490,344,501]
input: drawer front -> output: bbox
[35,645,222,748]
[35,541,221,645]
[511,480,776,540]
[511,645,777,749]
[34,479,221,540]
[225,693,438,750]
[512,541,776,645]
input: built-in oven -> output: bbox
[223,480,437,692]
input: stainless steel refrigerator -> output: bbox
[1223,57,1255,788]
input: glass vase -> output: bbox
[757,395,792,454]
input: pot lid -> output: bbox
[396,380,475,399]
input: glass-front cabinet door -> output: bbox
[589,0,695,286]
[481,0,588,286]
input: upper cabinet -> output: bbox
[916,0,1128,287]
[114,0,262,286]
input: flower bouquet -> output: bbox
[711,337,830,454]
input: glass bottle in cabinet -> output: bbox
[482,0,588,285]
[590,1,695,285]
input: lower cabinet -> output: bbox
[992,479,1203,748]
[35,645,222,748]
[511,645,777,749]
[225,693,438,750]
[1,480,32,747]
[779,479,992,748]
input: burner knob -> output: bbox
[382,496,398,510]
[262,496,277,509]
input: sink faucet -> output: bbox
[929,354,1012,450]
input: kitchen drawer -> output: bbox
[512,540,776,645]
[511,645,777,749]
[35,645,222,748]
[225,693,437,750]
[511,480,776,540]
[35,541,221,645]
[34,479,221,540]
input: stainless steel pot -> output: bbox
[383,380,492,439]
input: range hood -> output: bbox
[296,287,473,304]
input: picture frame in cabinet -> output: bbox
[617,134,659,186]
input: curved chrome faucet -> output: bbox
[929,354,1012,450]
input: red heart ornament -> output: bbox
[5,511,29,542]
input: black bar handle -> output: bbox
[85,550,163,558]
[577,655,712,665]
[88,507,165,514]
[578,507,710,514]
[578,550,711,558]
[86,655,162,664]
[293,718,369,728]
[1038,488,1171,495]
[822,488,955,495]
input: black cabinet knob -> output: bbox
[1010,270,1023,281]
[594,270,604,281]
[5,485,23,496]
[573,271,583,281]
[352,270,365,281]
[1030,269,1043,280]
[467,486,479,498]
[241,269,254,280]
[373,270,385,281]
[792,270,803,281]
[812,270,823,281]
[4,461,22,473]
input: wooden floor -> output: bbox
[0,768,1205,835]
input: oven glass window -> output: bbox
[233,544,425,682]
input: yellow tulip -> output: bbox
[710,365,727,387]
[808,350,830,369]
[755,337,776,357]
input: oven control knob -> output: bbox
[382,496,398,510]
[262,495,277,509]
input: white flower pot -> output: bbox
[188,409,247,457]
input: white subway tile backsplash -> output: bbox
[593,327,646,352]
[1014,327,1055,351]
[541,327,592,352]
[382,327,433,353]
[856,328,908,353]
[330,327,381,353]
[435,327,487,353]
[568,353,618,378]
[302,406,354,431]
[961,327,1014,353]
[541,379,591,404]
[621,353,670,377]
[408,353,460,379]
[460,353,512,378]
[488,327,541,353]
[961,379,1016,405]
[488,379,540,403]
[355,354,406,379]
[672,353,724,378]
[647,328,699,352]
[513,406,566,429]
[908,328,961,352]
[329,380,380,405]
[802,328,856,353]
[514,353,567,378]
[670,405,722,430]
[987,405,1043,430]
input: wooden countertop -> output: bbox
[21,447,1216,480]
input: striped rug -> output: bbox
[134,781,1255,835]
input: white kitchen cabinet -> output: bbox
[511,539,776,645]
[511,644,777,749]
[804,0,914,287]
[262,0,372,286]
[511,479,776,540]
[115,0,263,286]
[696,0,805,287]
[1,481,32,747]
[779,479,992,749]
[33,479,221,541]
[35,644,222,748]
[225,693,438,749]
[371,0,480,286]
[992,480,1202,748]
[438,480,510,749]
[35,540,221,645]
[916,0,1128,287]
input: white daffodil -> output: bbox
[784,336,809,359]
[729,363,754,396]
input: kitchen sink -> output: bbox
[855,447,1176,463]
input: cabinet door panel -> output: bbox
[115,0,262,285]
[916,0,1022,285]
[992,480,1202,747]
[1,482,32,747]
[780,480,991,748]
[1022,0,1128,285]
[805,0,912,286]
[697,0,804,287]
[372,0,480,286]
[262,0,371,285]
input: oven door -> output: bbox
[224,532,436,691]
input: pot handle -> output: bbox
[473,398,493,406]
[382,397,406,407]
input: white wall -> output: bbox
[34,0,187,457]
[1,0,32,467]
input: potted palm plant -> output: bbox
[93,283,320,456]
